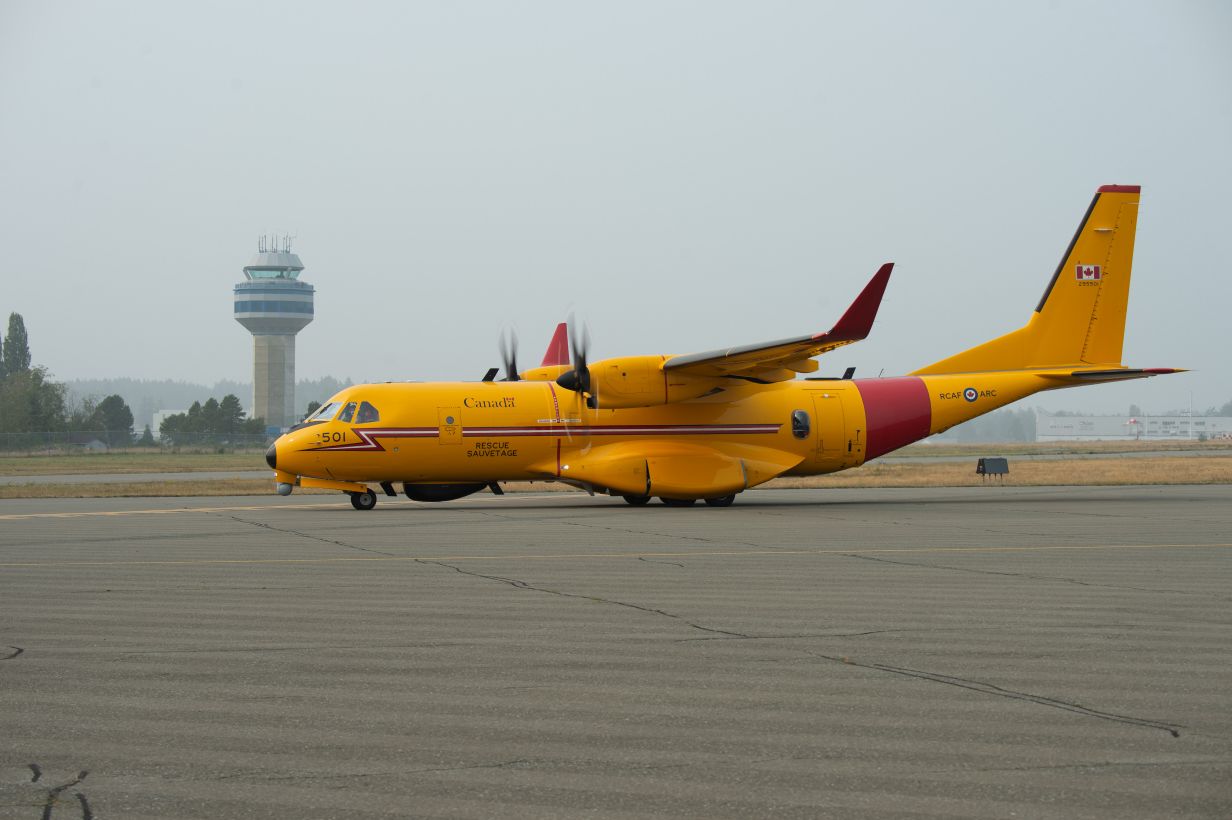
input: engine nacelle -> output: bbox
[519,364,572,382]
[584,355,724,409]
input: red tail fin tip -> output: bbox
[540,323,570,367]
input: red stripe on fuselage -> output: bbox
[854,377,932,459]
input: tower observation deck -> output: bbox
[233,235,314,430]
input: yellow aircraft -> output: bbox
[267,184,1179,509]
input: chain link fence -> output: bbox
[0,431,272,454]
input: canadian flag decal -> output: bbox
[1076,264,1102,281]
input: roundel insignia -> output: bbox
[963,387,978,402]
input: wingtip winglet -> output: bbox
[824,262,894,341]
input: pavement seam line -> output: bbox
[416,559,749,637]
[3,542,1230,569]
[800,652,1184,737]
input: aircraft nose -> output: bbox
[265,442,277,470]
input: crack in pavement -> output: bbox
[416,559,749,637]
[638,556,685,568]
[556,517,771,551]
[676,622,1162,643]
[219,759,529,782]
[28,763,41,782]
[2,646,23,660]
[224,514,399,557]
[676,627,938,643]
[929,757,1228,775]
[800,651,1182,737]
[456,506,777,552]
[31,767,89,820]
[110,640,466,659]
[842,552,1221,598]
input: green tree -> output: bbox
[201,397,221,433]
[158,413,182,440]
[185,401,204,432]
[1129,404,1142,417]
[0,331,5,381]
[0,366,67,433]
[138,425,156,446]
[69,396,101,431]
[3,313,31,375]
[218,394,245,433]
[305,400,321,419]
[159,395,265,443]
[91,394,134,441]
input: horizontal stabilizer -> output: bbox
[1056,367,1186,383]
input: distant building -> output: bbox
[1036,410,1232,441]
[233,235,315,431]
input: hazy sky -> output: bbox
[2,1,1229,413]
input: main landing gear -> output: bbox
[349,489,378,511]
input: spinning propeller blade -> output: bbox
[497,329,521,381]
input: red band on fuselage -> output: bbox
[854,377,932,459]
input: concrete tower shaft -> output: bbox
[234,239,315,430]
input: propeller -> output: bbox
[556,315,594,406]
[554,315,595,453]
[498,328,521,381]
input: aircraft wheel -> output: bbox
[622,495,652,506]
[349,490,377,511]
[659,497,697,507]
[703,495,736,507]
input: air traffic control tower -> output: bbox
[233,236,314,431]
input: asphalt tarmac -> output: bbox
[1,486,1229,819]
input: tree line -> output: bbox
[0,313,264,446]
[158,395,266,443]
[0,313,74,435]
[1,313,139,441]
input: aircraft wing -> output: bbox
[664,263,893,382]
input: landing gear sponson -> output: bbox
[342,487,741,510]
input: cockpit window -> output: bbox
[338,402,357,423]
[791,409,811,439]
[307,401,341,421]
[356,401,380,424]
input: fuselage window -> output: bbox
[338,402,357,423]
[791,409,810,439]
[356,401,380,424]
[308,401,341,421]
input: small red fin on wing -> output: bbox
[816,262,894,343]
[540,322,570,367]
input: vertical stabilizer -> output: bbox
[913,185,1140,375]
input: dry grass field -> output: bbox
[0,479,334,499]
[1,454,1228,498]
[1,439,1227,478]
[769,455,1232,489]
[0,451,264,476]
